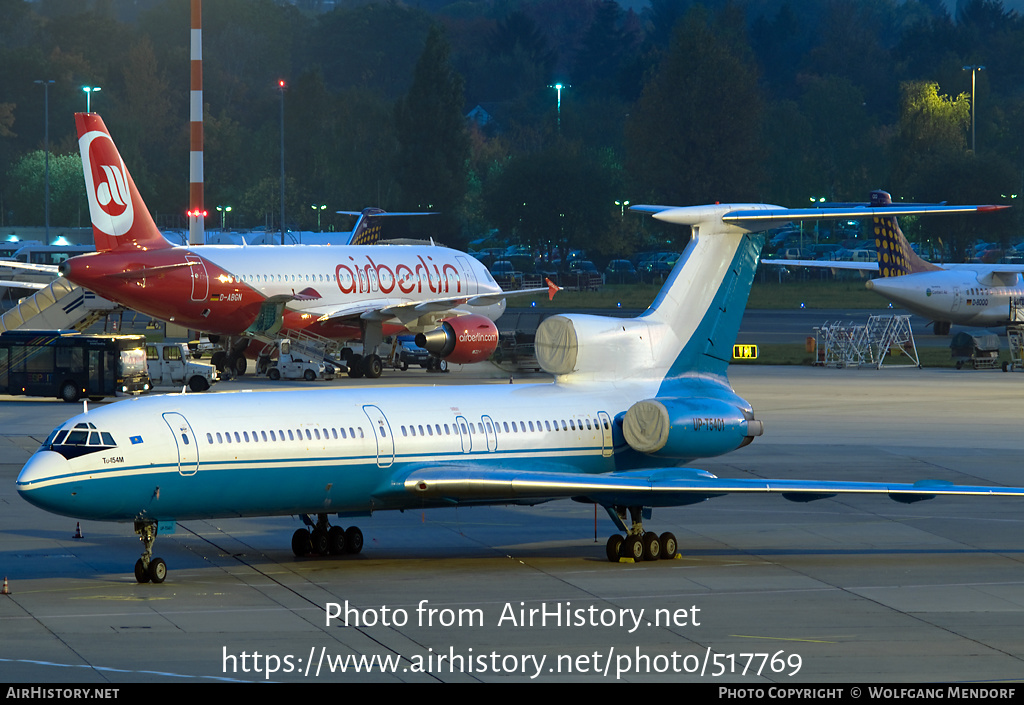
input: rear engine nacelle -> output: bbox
[415,314,499,364]
[622,397,763,460]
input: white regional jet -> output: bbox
[764,190,1017,334]
[17,197,1024,584]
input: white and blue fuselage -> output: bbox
[17,378,670,523]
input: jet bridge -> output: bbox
[0,278,120,333]
[812,314,920,369]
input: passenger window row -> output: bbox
[206,426,365,445]
[398,416,610,438]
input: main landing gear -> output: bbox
[344,353,383,379]
[603,506,678,563]
[134,520,167,584]
[292,514,364,557]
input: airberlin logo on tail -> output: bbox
[79,130,134,237]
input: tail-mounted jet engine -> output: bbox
[415,314,499,364]
[622,398,763,460]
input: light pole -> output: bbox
[549,82,569,132]
[311,204,326,231]
[216,205,232,230]
[34,79,55,241]
[82,85,101,112]
[962,65,985,153]
[278,79,286,245]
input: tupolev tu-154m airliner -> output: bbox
[17,196,1024,584]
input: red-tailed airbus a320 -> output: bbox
[61,113,555,377]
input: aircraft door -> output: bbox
[162,412,199,476]
[455,415,472,453]
[185,255,210,302]
[362,405,394,468]
[952,287,961,313]
[598,411,613,457]
[455,256,478,296]
[481,414,497,452]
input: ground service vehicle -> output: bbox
[145,342,218,392]
[0,330,150,402]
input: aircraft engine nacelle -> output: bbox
[415,314,499,364]
[622,397,763,460]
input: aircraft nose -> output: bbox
[16,450,73,512]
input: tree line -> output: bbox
[1,0,1022,261]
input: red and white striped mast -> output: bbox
[187,0,206,245]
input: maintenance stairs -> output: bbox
[0,278,120,333]
[813,314,920,369]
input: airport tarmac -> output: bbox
[1,364,1023,683]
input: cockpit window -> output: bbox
[40,421,118,460]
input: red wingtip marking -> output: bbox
[545,278,560,301]
[978,205,1011,212]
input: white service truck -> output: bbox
[267,351,336,381]
[146,342,219,392]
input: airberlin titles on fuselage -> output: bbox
[62,247,481,335]
[335,253,465,296]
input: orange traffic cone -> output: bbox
[73,522,83,539]
[2,577,9,595]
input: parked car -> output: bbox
[489,260,524,289]
[605,259,638,284]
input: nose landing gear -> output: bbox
[134,520,167,583]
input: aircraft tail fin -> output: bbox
[535,204,773,385]
[75,113,172,253]
[870,190,941,276]
[336,209,439,246]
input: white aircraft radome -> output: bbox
[17,196,1024,584]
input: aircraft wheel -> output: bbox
[659,532,678,559]
[268,368,281,381]
[437,359,448,373]
[311,527,330,555]
[642,532,661,561]
[345,526,363,554]
[620,535,644,562]
[148,557,167,584]
[363,355,383,379]
[134,559,151,584]
[291,529,312,557]
[234,357,247,376]
[328,526,347,555]
[605,535,623,562]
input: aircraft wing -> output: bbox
[304,280,560,325]
[394,465,1024,508]
[0,260,60,275]
[0,278,51,290]
[762,259,879,272]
